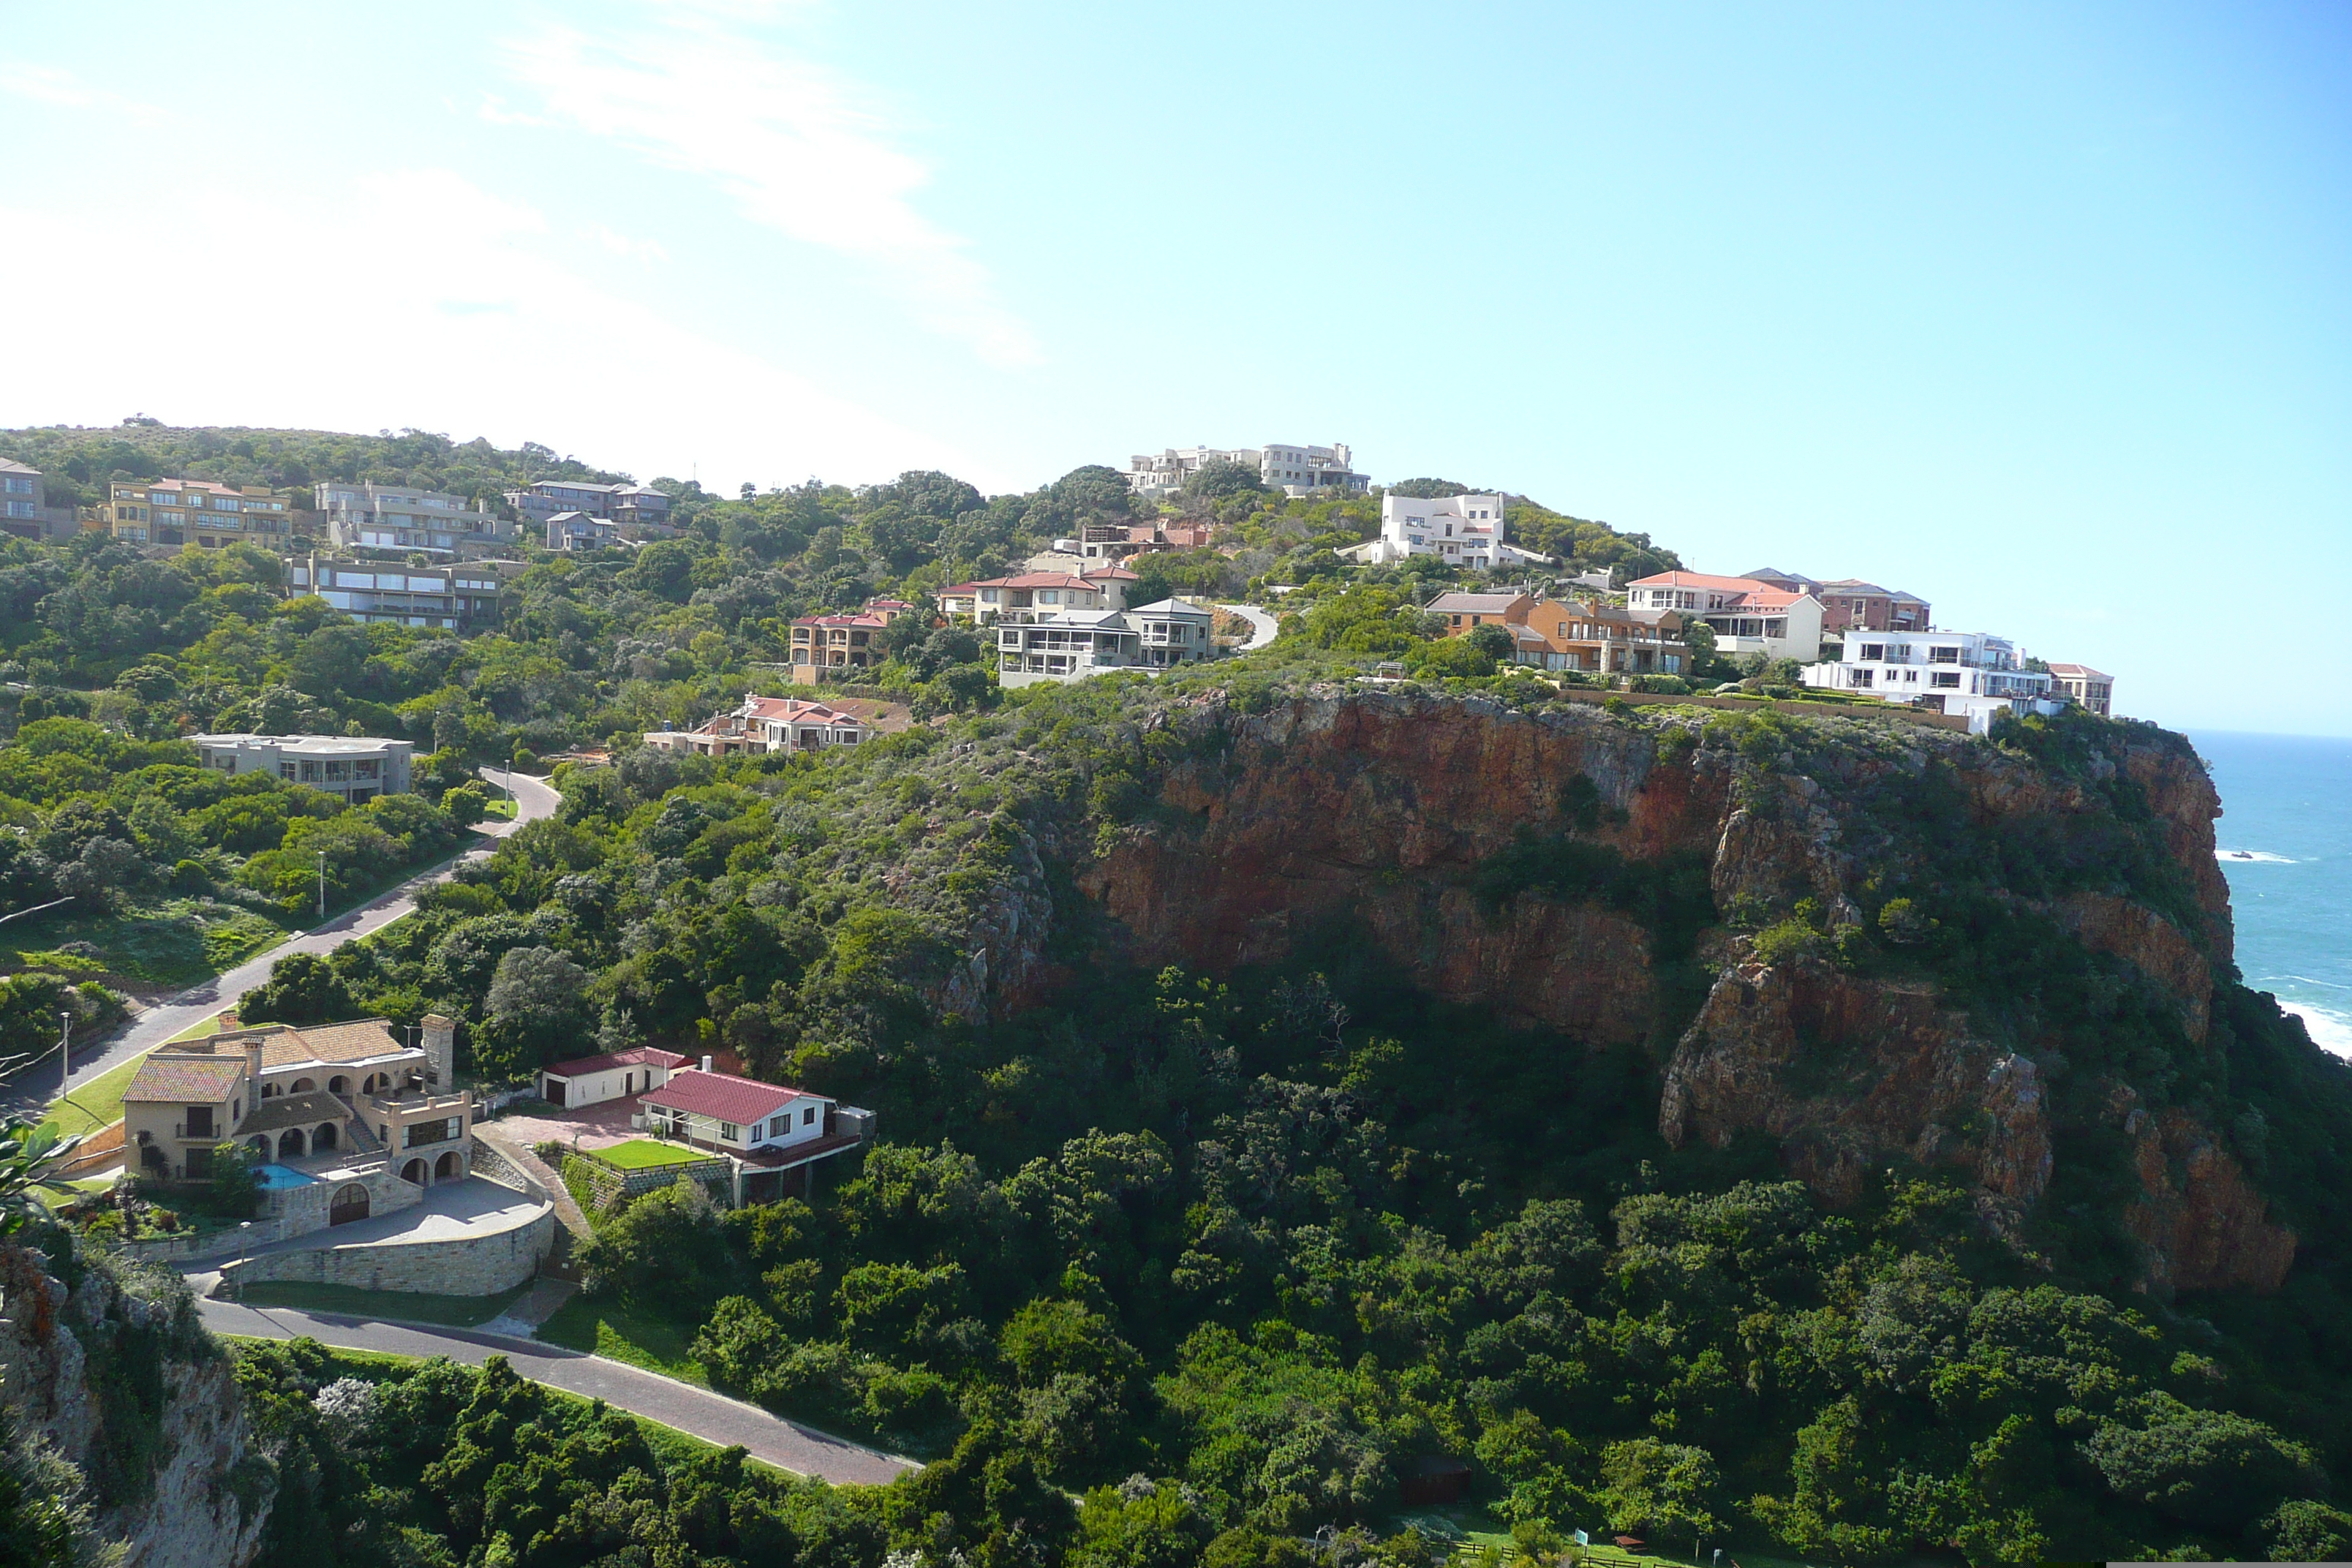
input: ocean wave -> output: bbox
[2280,1002,2352,1060]
[2215,849,2296,864]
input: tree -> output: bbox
[474,944,595,1075]
[1180,459,1269,505]
[1465,622,1517,660]
[239,951,356,1026]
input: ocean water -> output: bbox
[2193,731,2352,1058]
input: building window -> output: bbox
[185,1104,214,1138]
[1929,647,1960,664]
[1859,644,1884,661]
[803,1106,817,1126]
[719,1122,739,1142]
[1931,671,1961,689]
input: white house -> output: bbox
[535,1046,689,1109]
[636,1068,837,1155]
[317,482,512,557]
[1624,570,1827,663]
[996,598,1215,687]
[1341,494,1552,572]
[1801,630,2065,734]
[1126,443,1368,500]
[644,696,879,758]
[194,734,413,804]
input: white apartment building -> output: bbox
[194,734,415,802]
[1624,570,1827,663]
[1341,494,1550,572]
[1126,442,1368,500]
[998,598,1215,687]
[317,482,512,558]
[1801,630,2065,734]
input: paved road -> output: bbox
[1218,602,1280,652]
[198,1300,917,1485]
[4,769,559,1116]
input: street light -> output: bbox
[236,1220,253,1301]
[316,851,326,923]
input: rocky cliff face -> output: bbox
[0,1240,270,1567]
[1040,686,2291,1294]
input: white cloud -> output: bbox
[498,9,1040,366]
[0,61,164,124]
[588,224,670,265]
[0,171,1016,493]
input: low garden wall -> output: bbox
[562,1150,732,1213]
[216,1202,557,1297]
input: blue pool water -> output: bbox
[254,1164,318,1191]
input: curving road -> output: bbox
[1218,602,1280,652]
[197,1299,916,1485]
[4,769,559,1115]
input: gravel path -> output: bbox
[4,769,559,1115]
[199,1300,916,1485]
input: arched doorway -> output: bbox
[276,1128,306,1158]
[328,1184,369,1225]
[361,1074,382,1094]
[290,1077,316,1093]
[401,1158,427,1186]
[328,1076,349,1095]
[312,1123,338,1152]
[434,1150,463,1181]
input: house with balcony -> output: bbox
[317,481,513,559]
[1625,570,1825,663]
[505,480,674,537]
[1342,494,1553,572]
[2046,663,2115,717]
[121,1014,477,1227]
[938,570,1134,622]
[635,1065,873,1201]
[284,557,521,630]
[644,694,881,757]
[1515,599,1689,676]
[1801,630,2065,733]
[788,608,892,681]
[996,598,1214,687]
[103,479,295,550]
[0,460,81,542]
[194,733,412,803]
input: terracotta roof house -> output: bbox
[644,694,881,757]
[535,1047,690,1110]
[1625,570,1827,663]
[634,1066,872,1198]
[938,568,1133,622]
[2046,663,2115,717]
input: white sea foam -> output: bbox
[2281,1002,2352,1060]
[2215,849,2296,864]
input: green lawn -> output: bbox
[591,1139,710,1170]
[225,1278,537,1328]
[38,1009,230,1140]
[536,1295,711,1386]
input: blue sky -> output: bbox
[2,1,2347,733]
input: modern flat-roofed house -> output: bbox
[103,479,294,550]
[194,733,412,802]
[505,480,674,535]
[1625,570,1826,663]
[1801,630,2064,733]
[2046,663,2115,717]
[0,459,80,542]
[317,481,513,558]
[644,694,878,756]
[996,598,1214,687]
[535,1046,689,1109]
[546,510,619,551]
[1125,442,1368,500]
[284,556,521,630]
[121,1014,475,1194]
[1341,494,1551,572]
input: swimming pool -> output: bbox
[254,1164,317,1191]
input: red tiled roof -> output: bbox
[638,1069,823,1124]
[790,612,889,628]
[742,696,866,725]
[1627,570,1774,592]
[1082,565,1139,580]
[542,1047,690,1079]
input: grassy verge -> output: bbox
[5,897,289,990]
[215,1338,791,1476]
[223,1278,538,1328]
[536,1295,711,1386]
[42,1052,151,1139]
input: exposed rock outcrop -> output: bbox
[1046,686,2286,1294]
[0,1240,270,1567]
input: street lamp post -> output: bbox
[236,1220,253,1301]
[59,1009,71,1074]
[316,851,326,923]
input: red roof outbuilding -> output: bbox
[638,1069,825,1126]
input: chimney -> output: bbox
[421,1014,455,1089]
[244,1036,265,1100]
[700,1054,712,1074]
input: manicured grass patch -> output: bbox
[5,897,287,989]
[41,1052,151,1139]
[591,1139,710,1170]
[225,1278,538,1328]
[536,1295,711,1386]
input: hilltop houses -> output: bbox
[1624,570,1828,663]
[1800,630,2067,732]
[644,694,895,756]
[1342,494,1553,572]
[1428,590,1692,677]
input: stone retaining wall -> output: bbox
[565,1151,731,1212]
[216,1202,557,1297]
